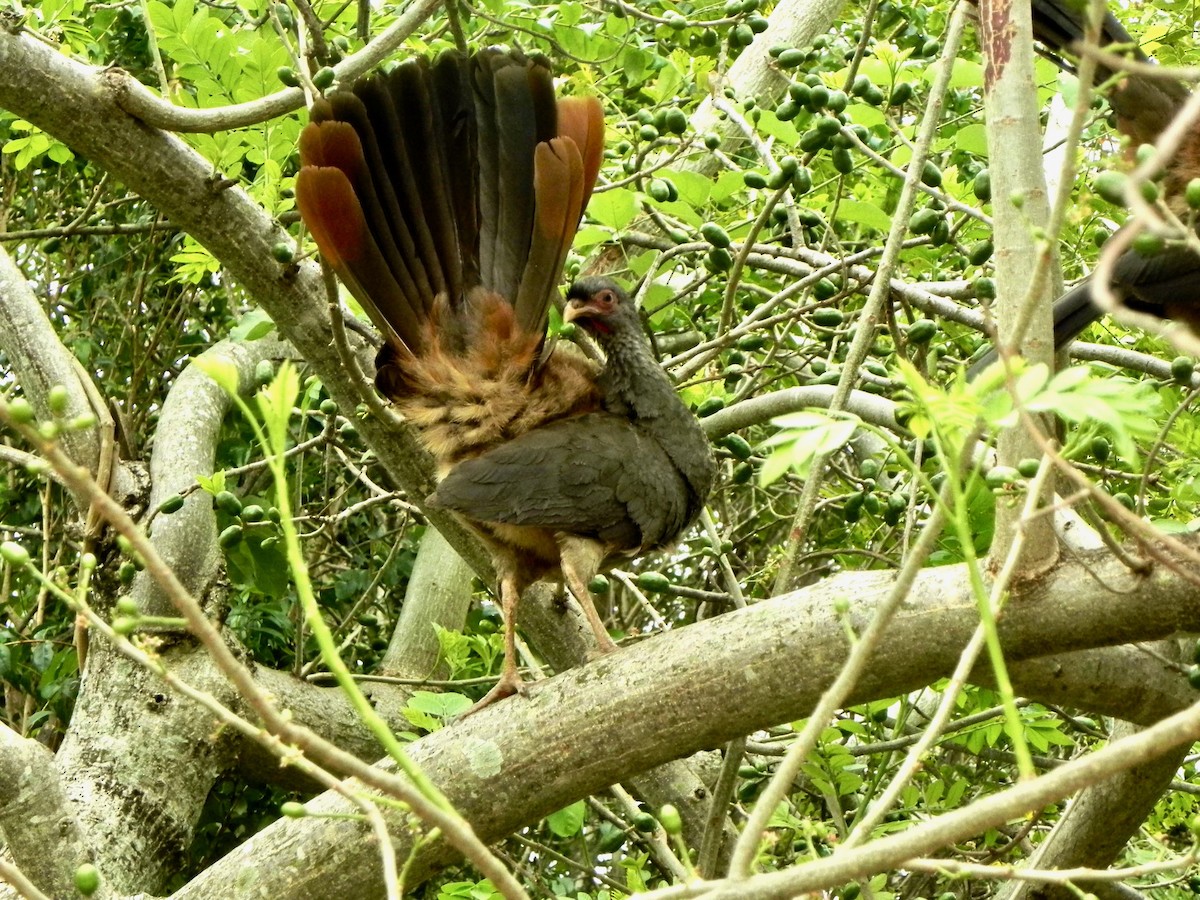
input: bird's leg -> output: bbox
[460,572,527,718]
[559,536,619,656]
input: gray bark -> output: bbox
[168,544,1200,898]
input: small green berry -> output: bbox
[658,803,682,835]
[73,862,101,896]
[48,384,69,417]
[0,541,31,566]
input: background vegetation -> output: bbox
[2,0,1200,897]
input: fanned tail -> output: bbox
[297,48,604,371]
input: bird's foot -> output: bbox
[457,669,527,720]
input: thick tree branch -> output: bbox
[0,244,131,509]
[0,724,88,898]
[171,544,1200,897]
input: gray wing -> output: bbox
[427,413,692,551]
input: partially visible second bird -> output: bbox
[971,1,1200,373]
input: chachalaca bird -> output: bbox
[295,49,716,711]
[970,0,1200,375]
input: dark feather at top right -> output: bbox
[969,0,1199,377]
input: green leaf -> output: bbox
[760,411,861,484]
[195,356,241,396]
[231,308,276,342]
[586,188,639,230]
[953,122,989,157]
[663,169,714,206]
[546,800,586,837]
[256,360,300,455]
[837,199,893,232]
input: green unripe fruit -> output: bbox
[909,208,941,235]
[215,490,243,516]
[816,115,841,136]
[1132,231,1164,256]
[985,465,1019,488]
[967,240,994,265]
[1094,170,1128,205]
[812,307,844,327]
[721,434,753,460]
[277,66,300,87]
[772,99,800,122]
[8,397,34,425]
[633,811,657,832]
[767,166,793,189]
[240,504,266,523]
[907,319,937,345]
[1016,458,1041,478]
[973,169,991,202]
[1171,356,1194,384]
[256,359,275,384]
[707,248,733,271]
[1187,178,1200,210]
[889,82,913,105]
[158,494,186,515]
[48,384,69,417]
[0,541,30,566]
[637,571,671,592]
[648,179,672,202]
[659,803,683,835]
[588,574,610,594]
[799,129,828,152]
[701,222,732,248]
[730,23,754,46]
[74,862,101,896]
[312,66,336,90]
[814,278,840,301]
[777,49,806,68]
[219,524,244,548]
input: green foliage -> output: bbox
[6,0,1200,894]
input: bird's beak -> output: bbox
[563,299,591,324]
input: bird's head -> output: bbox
[563,277,635,338]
